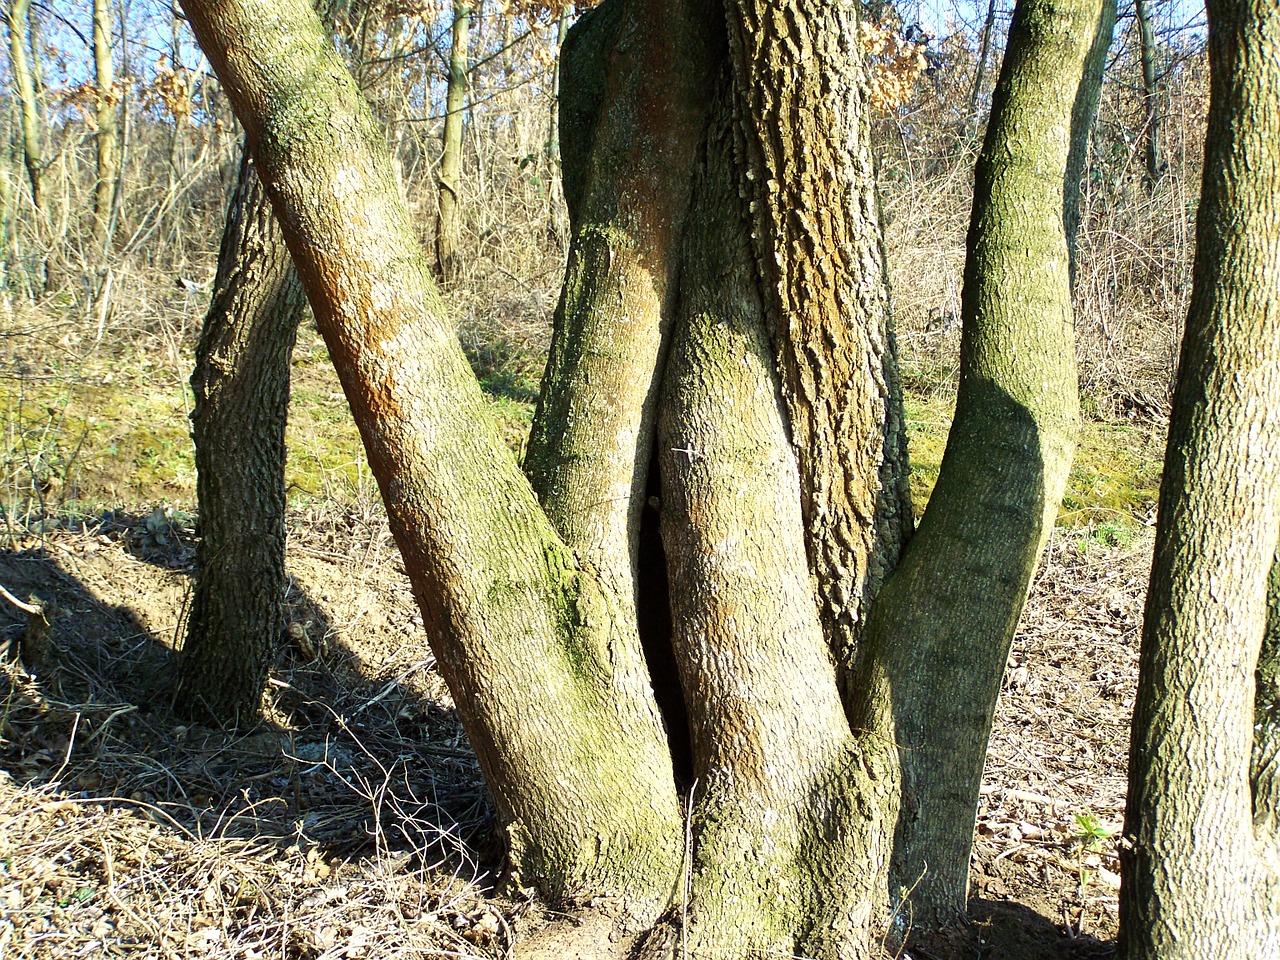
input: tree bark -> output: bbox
[868,0,1109,926]
[723,0,912,680]
[179,0,683,915]
[92,0,120,257]
[653,78,898,958]
[1119,0,1280,952]
[435,0,470,283]
[525,0,715,638]
[177,152,307,723]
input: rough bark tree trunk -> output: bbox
[868,0,1110,927]
[435,0,470,283]
[177,152,307,722]
[1119,0,1280,952]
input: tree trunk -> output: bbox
[653,77,898,958]
[1119,0,1280,952]
[1064,0,1116,283]
[177,152,307,723]
[868,0,1110,926]
[724,0,912,679]
[7,0,44,212]
[178,0,347,723]
[435,0,470,284]
[92,0,120,257]
[1134,0,1167,192]
[179,0,684,915]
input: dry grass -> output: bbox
[0,508,523,960]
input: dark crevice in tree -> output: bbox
[635,451,691,789]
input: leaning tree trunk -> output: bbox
[864,0,1112,928]
[177,152,308,723]
[434,0,470,283]
[1118,0,1280,953]
[179,0,684,916]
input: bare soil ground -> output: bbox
[0,499,1143,960]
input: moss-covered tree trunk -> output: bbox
[866,0,1111,927]
[177,152,307,722]
[1118,0,1280,953]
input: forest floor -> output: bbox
[0,298,1161,960]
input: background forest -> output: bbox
[0,0,1214,956]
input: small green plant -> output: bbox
[1073,811,1113,852]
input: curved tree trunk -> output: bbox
[654,81,898,958]
[177,152,307,722]
[867,0,1111,927]
[1118,0,1280,953]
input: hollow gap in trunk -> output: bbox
[637,446,692,788]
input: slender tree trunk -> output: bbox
[1134,0,1167,192]
[868,0,1111,927]
[7,0,44,212]
[1119,0,1280,952]
[177,152,307,723]
[435,0,471,283]
[1064,0,1117,283]
[968,0,999,122]
[92,0,120,258]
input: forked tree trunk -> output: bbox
[435,0,470,283]
[177,152,307,722]
[867,0,1111,926]
[1119,0,1280,953]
